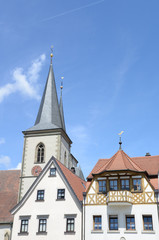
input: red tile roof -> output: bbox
[150,178,158,190]
[0,170,20,223]
[132,155,159,175]
[87,150,144,179]
[56,160,86,201]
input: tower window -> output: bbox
[37,143,45,163]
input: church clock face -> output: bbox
[31,165,42,176]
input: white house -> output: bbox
[83,148,159,240]
[11,156,86,240]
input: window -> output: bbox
[98,180,106,193]
[50,168,56,176]
[93,216,102,230]
[109,180,118,191]
[66,218,74,232]
[109,216,118,230]
[37,190,44,201]
[121,179,130,191]
[133,178,141,191]
[143,215,153,230]
[20,219,28,233]
[37,144,44,163]
[38,219,47,232]
[57,189,65,199]
[126,216,135,230]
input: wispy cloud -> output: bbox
[0,138,5,145]
[0,54,46,103]
[40,0,104,22]
[0,155,11,168]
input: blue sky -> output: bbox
[0,0,159,178]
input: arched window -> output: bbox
[37,143,45,163]
[4,232,9,240]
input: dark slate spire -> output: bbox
[59,78,66,131]
[26,54,64,132]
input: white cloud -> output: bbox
[15,162,21,170]
[0,155,11,168]
[0,54,46,103]
[0,138,5,145]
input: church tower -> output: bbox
[19,53,80,200]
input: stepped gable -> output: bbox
[56,160,86,201]
[0,170,20,222]
[132,155,159,176]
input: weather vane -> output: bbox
[50,45,54,63]
[118,131,124,150]
[60,77,64,94]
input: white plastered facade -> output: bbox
[12,161,82,240]
[84,174,159,240]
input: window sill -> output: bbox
[35,200,44,202]
[36,232,47,235]
[48,175,56,177]
[141,230,155,234]
[124,230,137,233]
[91,230,103,234]
[56,198,65,201]
[18,232,29,236]
[107,230,120,233]
[64,231,75,235]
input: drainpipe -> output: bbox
[10,222,13,240]
[83,192,86,240]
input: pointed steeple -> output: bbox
[59,78,66,131]
[26,53,65,132]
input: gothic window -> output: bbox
[37,143,45,163]
[64,151,67,166]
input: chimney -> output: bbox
[71,167,75,174]
[145,152,151,156]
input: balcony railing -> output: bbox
[107,190,133,205]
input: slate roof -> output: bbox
[26,63,64,132]
[56,160,86,201]
[0,170,20,223]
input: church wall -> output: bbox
[12,162,82,240]
[0,224,11,240]
[60,136,70,168]
[20,133,61,198]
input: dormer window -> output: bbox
[37,143,45,163]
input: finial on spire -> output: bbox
[118,131,124,150]
[60,77,64,95]
[50,45,54,64]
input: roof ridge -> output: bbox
[122,151,144,171]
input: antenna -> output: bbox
[118,131,124,150]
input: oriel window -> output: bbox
[109,180,118,191]
[133,178,141,191]
[121,179,130,191]
[98,180,106,193]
